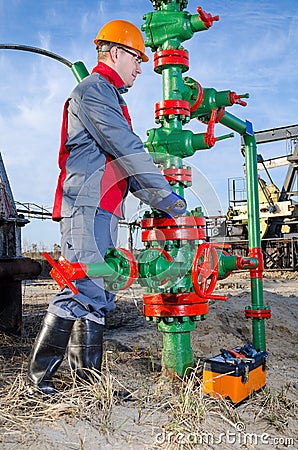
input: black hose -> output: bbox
[0,44,73,68]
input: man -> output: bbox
[27,20,186,395]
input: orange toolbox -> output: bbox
[202,346,268,404]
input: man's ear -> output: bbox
[109,46,118,63]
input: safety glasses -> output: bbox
[117,46,142,65]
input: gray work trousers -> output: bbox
[48,207,119,324]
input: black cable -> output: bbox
[0,44,73,68]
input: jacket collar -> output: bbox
[91,62,127,92]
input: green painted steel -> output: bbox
[140,0,223,376]
[217,254,258,279]
[142,10,208,51]
[137,243,195,293]
[71,61,89,82]
[243,134,267,351]
[86,263,114,278]
[219,112,267,351]
[219,111,247,135]
[183,79,249,120]
[146,128,214,158]
[158,317,196,377]
[85,248,137,291]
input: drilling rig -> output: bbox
[213,124,298,271]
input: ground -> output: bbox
[0,271,297,449]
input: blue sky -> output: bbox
[0,0,297,249]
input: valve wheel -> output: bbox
[191,243,219,298]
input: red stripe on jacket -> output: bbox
[52,98,71,220]
[99,101,131,217]
[52,63,131,220]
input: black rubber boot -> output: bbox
[67,318,104,381]
[27,312,74,395]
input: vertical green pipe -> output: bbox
[220,113,266,351]
[243,133,266,351]
[158,318,196,377]
[163,66,185,102]
[243,134,260,249]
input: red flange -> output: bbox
[163,167,192,185]
[154,49,189,73]
[155,100,190,118]
[142,216,206,242]
[143,292,209,317]
[245,309,271,319]
[142,216,206,228]
[142,227,206,241]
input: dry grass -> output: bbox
[0,354,234,446]
[151,364,240,450]
[0,348,297,449]
[254,385,297,431]
[0,280,297,449]
[0,367,115,436]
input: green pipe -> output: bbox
[219,112,267,351]
[71,61,89,82]
[243,134,261,248]
[86,263,115,278]
[163,66,185,102]
[158,318,196,377]
[217,254,258,278]
[219,111,247,135]
[243,133,266,351]
[138,249,259,289]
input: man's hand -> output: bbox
[155,192,187,217]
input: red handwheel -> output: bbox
[192,243,218,298]
[192,243,228,300]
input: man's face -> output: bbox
[114,46,142,88]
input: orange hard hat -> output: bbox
[94,19,149,62]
